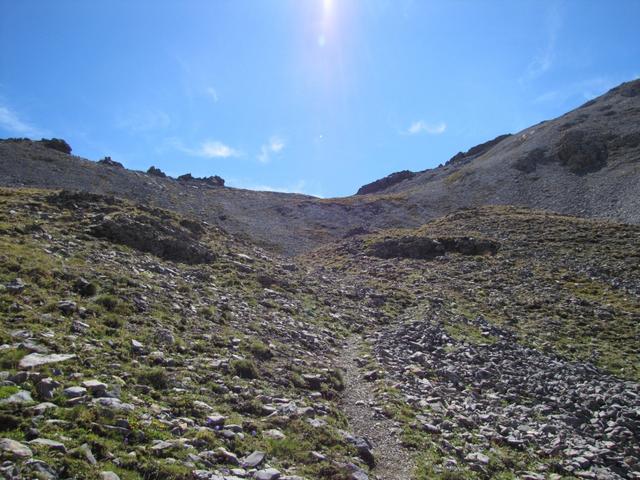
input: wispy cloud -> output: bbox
[228,178,322,197]
[406,120,446,135]
[169,138,241,159]
[117,109,170,132]
[257,136,285,163]
[534,77,619,104]
[197,140,240,158]
[521,6,563,83]
[0,104,43,137]
[205,87,219,103]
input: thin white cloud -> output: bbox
[197,140,240,158]
[406,120,447,135]
[257,136,285,163]
[534,77,619,104]
[169,138,241,159]
[117,109,170,132]
[227,178,323,197]
[205,87,219,103]
[520,5,562,84]
[0,104,42,137]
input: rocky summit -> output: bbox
[0,82,639,480]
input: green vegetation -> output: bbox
[230,358,260,379]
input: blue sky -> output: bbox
[1,1,638,197]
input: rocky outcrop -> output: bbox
[177,173,225,187]
[97,156,124,169]
[38,138,72,154]
[368,236,499,259]
[146,166,167,177]
[0,137,71,154]
[556,130,609,174]
[513,130,609,175]
[445,133,511,166]
[89,213,215,264]
[356,170,415,195]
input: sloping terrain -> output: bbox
[1,80,639,256]
[0,188,379,480]
[356,79,640,225]
[1,189,639,479]
[303,207,640,479]
[0,140,415,256]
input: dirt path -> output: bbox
[338,337,415,480]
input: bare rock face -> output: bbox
[356,170,415,195]
[146,166,167,178]
[445,133,512,167]
[368,236,499,259]
[513,129,609,175]
[555,130,609,174]
[177,173,225,187]
[38,138,71,154]
[89,213,215,264]
[98,156,124,169]
[47,190,120,210]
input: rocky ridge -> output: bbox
[1,79,639,255]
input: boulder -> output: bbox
[97,157,124,169]
[356,170,415,195]
[38,138,71,154]
[89,213,215,264]
[146,166,167,177]
[0,390,33,405]
[556,130,608,174]
[0,438,33,459]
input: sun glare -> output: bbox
[318,0,334,47]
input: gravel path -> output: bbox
[339,337,415,480]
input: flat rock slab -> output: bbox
[0,438,33,459]
[19,353,76,369]
[255,468,281,480]
[0,390,33,405]
[28,438,67,453]
[242,450,266,468]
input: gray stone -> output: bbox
[155,328,175,345]
[242,450,266,468]
[465,452,490,465]
[63,386,87,398]
[214,446,239,465]
[72,443,97,465]
[19,353,76,369]
[205,414,226,427]
[0,438,33,459]
[131,339,145,354]
[36,377,61,400]
[31,402,58,415]
[28,438,67,453]
[255,468,281,480]
[24,459,56,479]
[81,379,107,395]
[99,472,121,480]
[92,397,134,411]
[0,390,33,405]
[57,300,77,315]
[5,278,26,294]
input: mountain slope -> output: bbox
[356,79,640,224]
[1,189,638,479]
[0,80,639,257]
